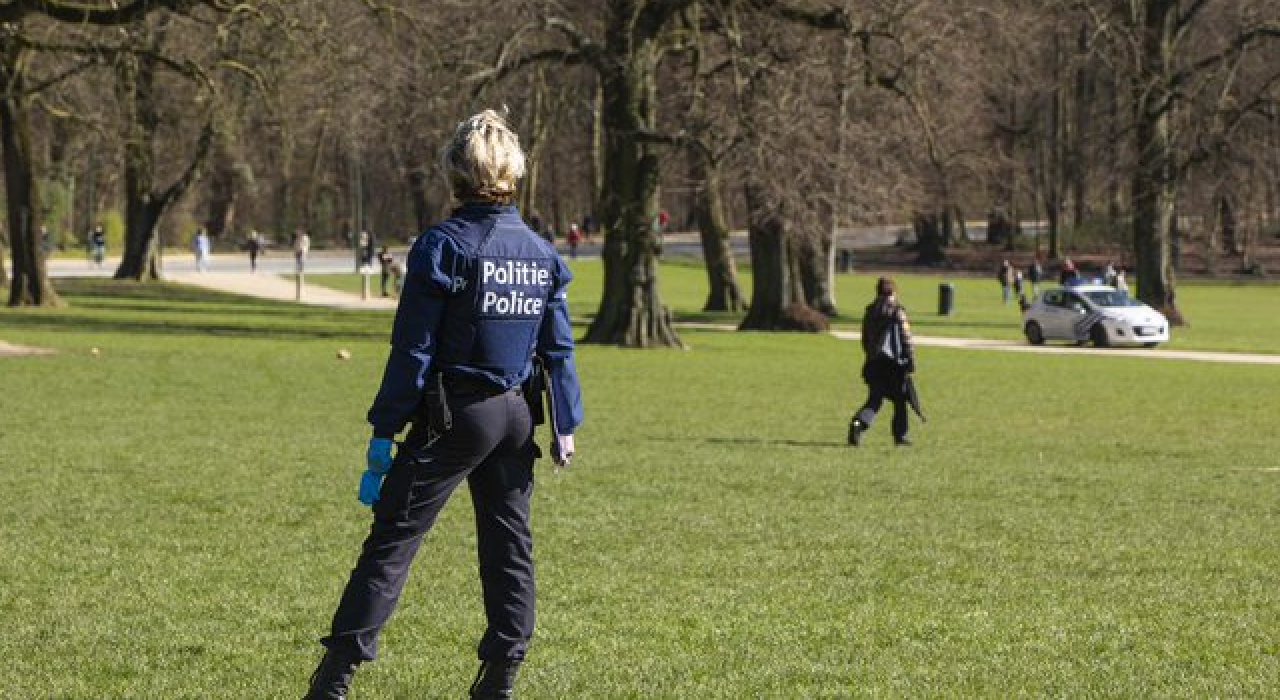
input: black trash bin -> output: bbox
[938,283,955,316]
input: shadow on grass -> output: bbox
[703,436,851,449]
[1,313,386,341]
[2,278,390,341]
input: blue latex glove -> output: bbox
[358,470,385,506]
[358,438,395,506]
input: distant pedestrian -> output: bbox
[247,230,263,273]
[40,225,54,258]
[998,259,1014,304]
[360,230,376,268]
[193,228,211,272]
[849,277,917,447]
[1059,257,1079,285]
[1027,256,1043,296]
[1104,260,1118,287]
[293,229,311,273]
[567,223,582,259]
[88,224,106,268]
[1115,268,1129,294]
[377,246,395,296]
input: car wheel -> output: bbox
[1091,323,1110,348]
[1024,321,1045,345]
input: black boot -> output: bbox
[469,659,522,699]
[302,651,359,700]
[847,419,863,447]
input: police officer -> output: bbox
[848,277,916,447]
[303,110,584,700]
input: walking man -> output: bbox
[849,277,918,447]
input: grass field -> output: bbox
[2,277,1279,698]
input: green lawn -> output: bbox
[1,279,1278,698]
[304,258,1280,354]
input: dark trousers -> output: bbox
[322,388,538,663]
[854,367,909,441]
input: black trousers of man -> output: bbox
[321,385,538,664]
[855,361,909,442]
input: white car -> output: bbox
[1022,284,1170,348]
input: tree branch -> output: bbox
[741,0,852,32]
[0,0,212,25]
[157,113,215,204]
[1174,0,1212,37]
[1175,21,1280,88]
[468,16,603,95]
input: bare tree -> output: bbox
[476,1,694,347]
[1079,0,1280,322]
[1,29,58,305]
[665,6,745,312]
[0,0,216,305]
[113,14,219,280]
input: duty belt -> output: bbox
[443,373,516,396]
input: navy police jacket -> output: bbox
[367,204,583,439]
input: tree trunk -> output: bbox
[913,211,947,266]
[1042,31,1066,257]
[1105,72,1125,231]
[740,181,828,332]
[992,93,1019,249]
[1129,0,1184,325]
[203,139,238,239]
[1208,192,1234,276]
[1,43,60,307]
[590,78,604,228]
[691,157,744,312]
[113,30,213,281]
[585,133,681,346]
[519,68,549,220]
[114,46,166,280]
[1131,113,1182,323]
[796,233,836,316]
[116,180,168,280]
[1069,21,1092,231]
[407,167,431,232]
[581,13,681,347]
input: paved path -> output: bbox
[166,271,398,310]
[49,253,398,311]
[829,330,1280,366]
[678,323,1280,366]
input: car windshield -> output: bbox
[1081,289,1143,308]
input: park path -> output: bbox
[830,330,1280,365]
[166,270,398,310]
[675,323,1280,366]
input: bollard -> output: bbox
[361,266,371,300]
[296,271,304,301]
[938,282,954,315]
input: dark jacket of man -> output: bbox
[860,296,915,396]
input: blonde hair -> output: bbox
[440,109,526,203]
